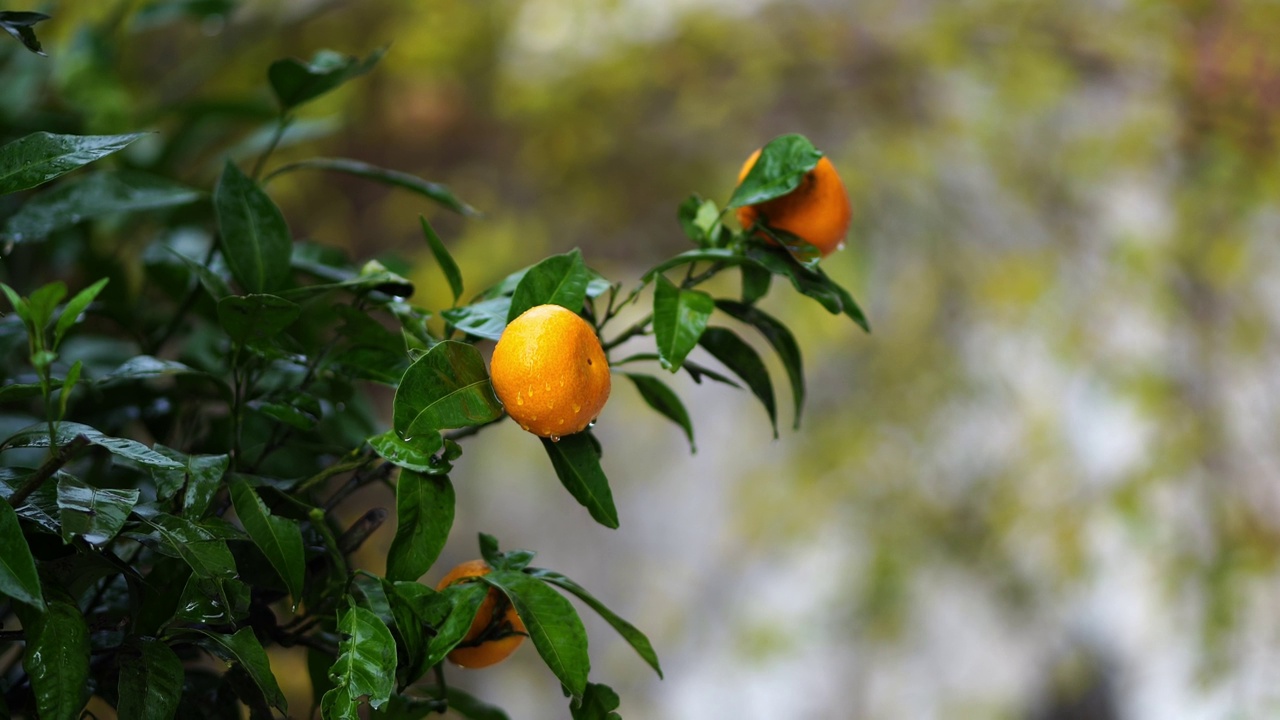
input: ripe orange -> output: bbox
[489,304,611,438]
[735,148,852,257]
[435,559,527,668]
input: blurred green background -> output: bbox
[6,0,1280,718]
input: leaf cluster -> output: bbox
[0,12,866,720]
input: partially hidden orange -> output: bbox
[489,304,610,438]
[735,148,852,257]
[435,559,527,668]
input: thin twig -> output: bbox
[10,434,89,506]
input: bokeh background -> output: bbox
[6,0,1280,718]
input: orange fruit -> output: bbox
[489,304,610,438]
[435,559,527,668]
[735,148,852,257]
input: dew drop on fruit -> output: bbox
[837,241,846,251]
[550,435,561,442]
[572,403,581,414]
[587,418,598,428]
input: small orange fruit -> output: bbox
[489,304,610,438]
[735,148,852,257]
[435,559,527,668]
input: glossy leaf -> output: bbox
[541,433,618,529]
[625,373,694,452]
[100,355,202,384]
[26,280,66,332]
[529,568,662,678]
[229,477,305,607]
[0,131,143,195]
[421,215,465,303]
[640,248,749,283]
[747,247,869,331]
[0,11,50,56]
[698,326,778,437]
[323,603,396,717]
[393,341,503,437]
[0,422,186,470]
[569,683,623,720]
[20,598,90,720]
[57,360,80,420]
[508,248,590,321]
[740,261,772,304]
[147,514,238,579]
[2,170,202,242]
[422,582,488,668]
[441,296,510,341]
[152,445,230,513]
[214,161,292,293]
[0,282,30,323]
[652,274,713,372]
[216,293,300,346]
[481,570,590,697]
[264,157,478,216]
[199,628,287,713]
[386,581,450,683]
[269,48,386,110]
[386,470,455,582]
[726,133,823,208]
[175,574,249,625]
[0,497,43,609]
[57,475,138,545]
[715,300,805,428]
[52,277,109,349]
[117,637,184,720]
[166,245,232,300]
[367,430,447,474]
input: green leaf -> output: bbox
[698,327,777,437]
[393,340,503,437]
[726,134,823,208]
[481,570,590,697]
[53,277,109,349]
[269,48,386,110]
[421,215,464,303]
[2,170,203,243]
[541,433,618,529]
[151,445,230,513]
[755,224,823,269]
[99,356,202,384]
[27,280,66,331]
[625,373,694,452]
[174,574,249,625]
[57,475,138,545]
[386,470,455,582]
[0,11,50,56]
[0,131,144,195]
[528,568,663,678]
[0,381,57,403]
[0,497,44,610]
[19,598,90,720]
[214,160,292,293]
[641,249,752,284]
[0,282,30,323]
[229,477,305,607]
[323,602,396,717]
[652,274,713,372]
[0,422,186,470]
[508,248,590,321]
[423,582,488,668]
[58,360,81,420]
[386,581,450,683]
[367,430,447,474]
[282,258,414,300]
[677,194,724,248]
[441,296,510,341]
[216,293,300,346]
[146,514,238,579]
[439,687,511,720]
[746,247,869,331]
[264,158,478,216]
[740,260,772,304]
[198,627,288,713]
[569,682,623,720]
[117,636,184,720]
[715,300,805,429]
[166,245,232,300]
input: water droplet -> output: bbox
[531,415,538,421]
[573,403,582,414]
[528,386,536,397]
[837,241,846,251]
[550,435,561,442]
[587,418,598,428]
[544,382,551,391]
[521,424,531,431]
[516,393,524,406]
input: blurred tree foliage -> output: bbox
[6,0,1280,716]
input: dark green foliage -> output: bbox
[0,9,864,719]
